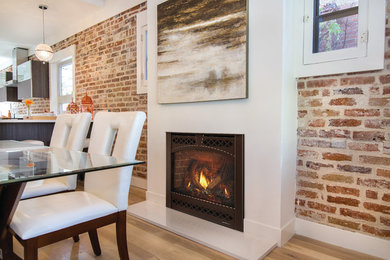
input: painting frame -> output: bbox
[157,0,248,104]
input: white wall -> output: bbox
[147,0,297,245]
[280,0,298,243]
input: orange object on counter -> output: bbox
[80,93,93,118]
[67,99,79,114]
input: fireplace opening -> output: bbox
[167,132,244,231]
[174,150,235,207]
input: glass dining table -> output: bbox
[0,140,143,260]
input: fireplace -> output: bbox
[166,132,244,231]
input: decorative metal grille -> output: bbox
[172,136,196,145]
[202,138,233,148]
[172,198,234,222]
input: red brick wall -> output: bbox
[11,98,50,115]
[296,25,390,239]
[9,3,148,180]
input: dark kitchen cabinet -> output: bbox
[0,86,18,102]
[0,71,12,86]
[0,72,18,102]
[17,60,49,99]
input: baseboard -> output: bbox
[244,217,295,246]
[131,176,147,189]
[295,218,390,259]
[146,190,165,206]
[281,218,295,246]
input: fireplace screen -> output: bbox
[167,133,244,231]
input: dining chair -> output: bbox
[10,111,146,260]
[21,113,92,199]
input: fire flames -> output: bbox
[224,187,230,198]
[199,171,210,190]
[186,166,233,201]
[182,157,234,206]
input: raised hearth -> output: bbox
[166,132,244,231]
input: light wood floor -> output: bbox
[12,186,382,260]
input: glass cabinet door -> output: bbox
[17,61,32,82]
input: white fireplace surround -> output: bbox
[128,0,296,258]
[128,0,390,259]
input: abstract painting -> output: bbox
[157,0,247,104]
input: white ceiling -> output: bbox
[0,0,145,70]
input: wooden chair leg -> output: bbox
[6,231,13,252]
[88,229,101,256]
[73,235,80,242]
[116,211,129,260]
[24,239,38,260]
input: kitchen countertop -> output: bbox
[0,119,56,123]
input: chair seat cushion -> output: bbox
[21,179,69,200]
[11,191,117,240]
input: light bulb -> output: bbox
[35,43,53,62]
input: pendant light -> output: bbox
[35,4,53,62]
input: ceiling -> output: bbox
[0,0,144,70]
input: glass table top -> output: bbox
[0,146,143,186]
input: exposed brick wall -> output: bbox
[11,98,50,115]
[296,15,390,239]
[8,3,148,180]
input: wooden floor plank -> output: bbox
[265,247,318,260]
[283,242,341,260]
[291,235,383,260]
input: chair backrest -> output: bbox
[84,111,146,211]
[50,113,92,151]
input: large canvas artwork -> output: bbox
[157,0,247,104]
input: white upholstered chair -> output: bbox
[21,113,92,199]
[10,111,146,260]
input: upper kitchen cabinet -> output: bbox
[17,60,49,99]
[0,71,12,87]
[0,71,17,102]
